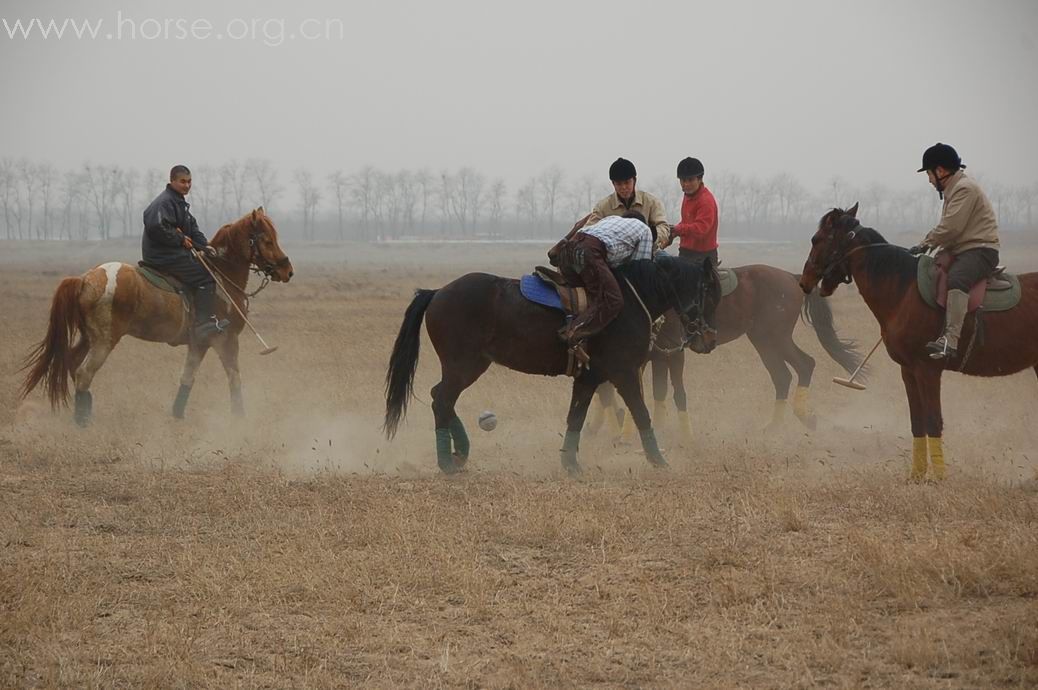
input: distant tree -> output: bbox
[327,170,349,240]
[36,162,56,240]
[294,168,321,240]
[487,178,507,235]
[539,165,564,234]
[250,158,281,212]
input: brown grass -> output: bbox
[2,239,1038,688]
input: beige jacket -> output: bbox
[924,171,999,254]
[586,189,671,247]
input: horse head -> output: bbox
[657,254,720,354]
[800,202,861,297]
[213,207,294,282]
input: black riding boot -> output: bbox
[192,284,230,342]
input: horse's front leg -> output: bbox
[561,373,601,476]
[914,366,945,480]
[613,368,667,468]
[173,343,209,419]
[213,334,244,416]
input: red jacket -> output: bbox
[672,185,718,252]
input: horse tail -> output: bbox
[383,289,437,439]
[20,277,90,408]
[801,287,866,378]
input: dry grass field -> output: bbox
[2,236,1037,688]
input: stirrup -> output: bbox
[194,315,231,340]
[926,336,956,360]
[566,341,590,376]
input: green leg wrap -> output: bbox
[639,428,668,467]
[435,428,458,474]
[448,416,470,458]
[560,429,581,475]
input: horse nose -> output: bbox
[288,270,294,279]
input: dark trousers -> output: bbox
[678,247,719,268]
[946,248,999,292]
[559,235,624,340]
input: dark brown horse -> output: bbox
[383,256,720,475]
[799,203,1038,480]
[593,264,862,438]
[20,208,293,425]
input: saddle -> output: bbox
[137,262,231,311]
[520,267,592,375]
[917,254,1020,313]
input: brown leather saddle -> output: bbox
[934,253,1013,313]
[532,265,589,317]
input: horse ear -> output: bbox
[257,206,264,215]
[848,202,859,218]
[251,209,259,225]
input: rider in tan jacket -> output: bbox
[910,143,1000,360]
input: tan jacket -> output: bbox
[924,171,999,254]
[587,189,671,247]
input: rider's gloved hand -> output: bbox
[182,236,194,250]
[908,243,929,255]
[203,245,219,258]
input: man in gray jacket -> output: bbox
[142,165,229,341]
[910,143,1000,360]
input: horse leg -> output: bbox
[668,350,693,444]
[749,334,794,433]
[560,374,602,476]
[71,339,116,427]
[431,358,490,474]
[650,354,670,425]
[613,369,667,468]
[173,343,210,419]
[213,335,244,417]
[901,366,928,480]
[914,367,945,480]
[586,384,612,435]
[782,340,817,430]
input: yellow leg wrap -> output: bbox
[621,408,636,440]
[792,386,810,420]
[927,437,946,480]
[677,410,693,444]
[606,403,623,433]
[911,437,928,481]
[653,400,669,424]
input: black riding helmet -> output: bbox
[917,143,965,173]
[609,157,637,181]
[677,157,705,178]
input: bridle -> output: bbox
[651,261,719,354]
[815,219,885,287]
[209,218,290,299]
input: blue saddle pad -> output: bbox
[520,274,563,311]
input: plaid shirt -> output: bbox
[579,216,655,267]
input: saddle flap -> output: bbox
[137,262,184,293]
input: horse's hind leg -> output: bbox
[72,339,116,427]
[173,343,210,419]
[749,333,793,433]
[667,351,694,443]
[213,335,244,416]
[782,339,817,430]
[431,357,491,474]
[650,354,670,425]
[614,369,667,468]
[588,383,624,435]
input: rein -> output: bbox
[819,223,889,284]
[207,221,285,299]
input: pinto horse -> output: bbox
[593,264,863,437]
[799,203,1038,480]
[20,208,293,425]
[383,256,720,475]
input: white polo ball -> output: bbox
[478,410,497,432]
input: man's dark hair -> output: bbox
[169,165,191,181]
[622,210,648,225]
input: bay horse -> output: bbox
[20,208,293,425]
[593,265,863,438]
[799,203,1038,480]
[383,256,721,475]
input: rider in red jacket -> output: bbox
[670,157,719,267]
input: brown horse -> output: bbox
[593,264,863,437]
[383,256,720,475]
[20,208,293,425]
[799,203,1038,480]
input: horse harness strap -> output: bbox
[622,276,663,353]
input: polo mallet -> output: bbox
[192,249,278,355]
[832,337,882,390]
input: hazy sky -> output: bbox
[2,0,1037,193]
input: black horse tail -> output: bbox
[801,286,866,378]
[383,289,437,439]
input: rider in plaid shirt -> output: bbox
[559,212,655,345]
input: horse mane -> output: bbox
[210,211,257,263]
[833,216,919,289]
[616,255,702,306]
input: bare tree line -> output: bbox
[2,157,1036,242]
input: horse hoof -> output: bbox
[438,456,464,475]
[561,451,582,477]
[797,414,818,431]
[452,452,469,469]
[648,455,669,469]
